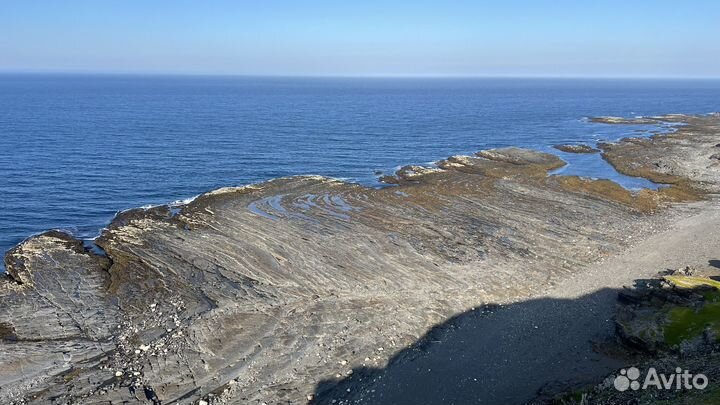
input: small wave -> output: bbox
[170,196,200,206]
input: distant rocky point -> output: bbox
[590,116,660,125]
[553,143,600,154]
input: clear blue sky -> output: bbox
[2,0,719,77]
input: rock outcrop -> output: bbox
[617,271,720,354]
[553,144,600,154]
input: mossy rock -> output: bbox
[616,276,720,352]
[664,302,720,347]
[662,276,720,348]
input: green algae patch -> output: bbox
[702,290,720,303]
[662,276,720,347]
[664,275,720,290]
[664,302,720,346]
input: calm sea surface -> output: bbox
[1,75,719,266]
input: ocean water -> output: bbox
[1,75,719,266]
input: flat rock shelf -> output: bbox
[1,114,720,404]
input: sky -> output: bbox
[1,1,719,78]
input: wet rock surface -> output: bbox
[553,144,600,154]
[1,114,719,404]
[600,113,720,193]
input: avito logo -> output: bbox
[613,367,708,391]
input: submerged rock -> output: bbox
[553,143,600,154]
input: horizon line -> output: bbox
[1,70,720,80]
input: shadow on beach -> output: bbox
[310,286,642,405]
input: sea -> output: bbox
[1,75,719,268]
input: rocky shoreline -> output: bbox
[1,114,719,404]
[553,143,600,154]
